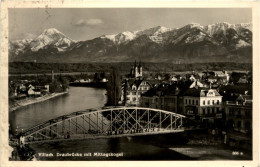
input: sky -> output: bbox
[9,8,252,41]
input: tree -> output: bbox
[49,80,61,93]
[9,82,17,97]
[59,76,70,91]
[94,73,102,82]
[106,67,122,106]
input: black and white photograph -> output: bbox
[1,1,259,165]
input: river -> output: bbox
[9,87,107,131]
[9,87,193,160]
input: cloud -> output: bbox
[75,19,86,26]
[74,19,103,27]
[86,19,103,25]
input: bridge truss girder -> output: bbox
[22,107,185,144]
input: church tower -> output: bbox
[129,60,142,78]
[134,60,142,78]
[138,61,142,77]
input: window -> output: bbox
[132,92,136,95]
[216,108,219,113]
[189,100,191,104]
[185,99,187,104]
[196,100,198,105]
[203,109,205,115]
[217,100,219,104]
[212,100,215,105]
[208,100,210,105]
[192,100,194,105]
[203,100,205,105]
[207,108,210,114]
[133,97,136,101]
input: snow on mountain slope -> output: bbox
[29,28,76,52]
[9,39,33,55]
[203,22,252,36]
[9,22,252,63]
[101,22,251,45]
[102,26,172,44]
[236,39,251,48]
[102,31,137,44]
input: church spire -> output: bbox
[139,60,142,67]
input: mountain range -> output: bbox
[9,22,252,63]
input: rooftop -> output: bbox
[183,88,221,97]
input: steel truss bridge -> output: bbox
[22,107,186,144]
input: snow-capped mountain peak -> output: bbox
[102,25,172,44]
[29,28,75,52]
[188,23,201,27]
[102,31,137,44]
[9,22,252,63]
[136,25,172,36]
[42,28,64,36]
[203,22,252,36]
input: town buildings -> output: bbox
[121,61,151,106]
[224,95,252,134]
[140,85,179,113]
[14,82,50,97]
[139,70,252,135]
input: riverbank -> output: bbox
[9,91,68,112]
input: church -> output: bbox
[129,60,142,78]
[120,61,151,106]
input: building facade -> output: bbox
[140,86,179,113]
[122,79,151,106]
[224,95,252,134]
[183,88,222,120]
